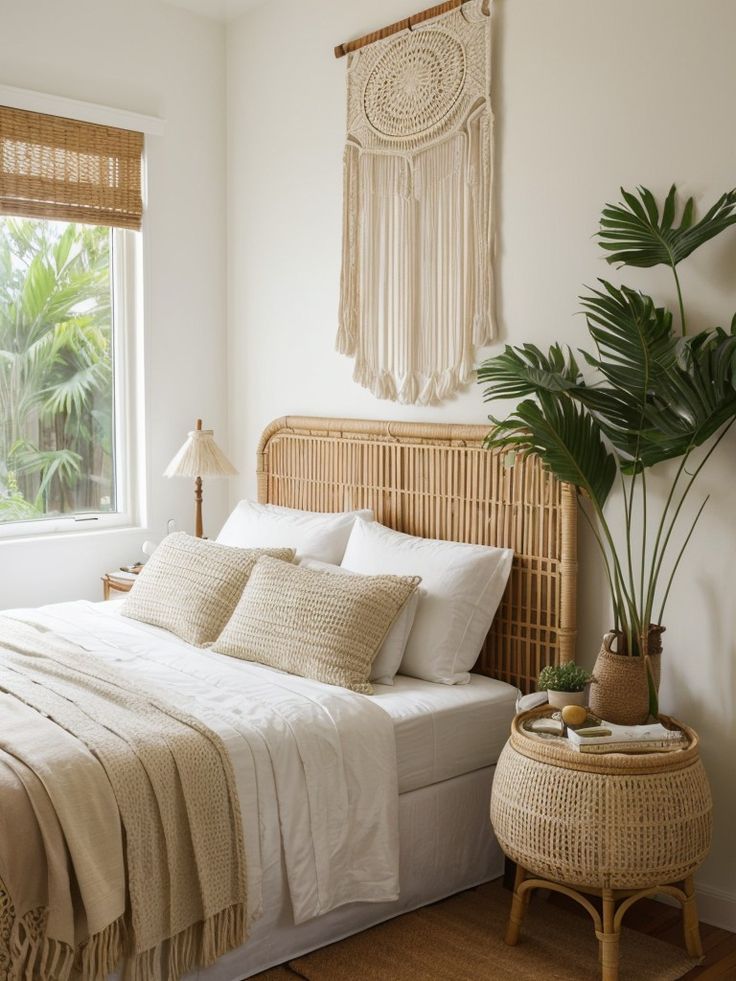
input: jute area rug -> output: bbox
[252,880,696,981]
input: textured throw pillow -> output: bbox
[300,558,420,685]
[212,556,421,694]
[216,500,374,564]
[121,532,295,646]
[341,518,513,685]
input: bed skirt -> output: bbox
[176,765,502,981]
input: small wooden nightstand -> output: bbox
[491,707,712,981]
[101,566,143,600]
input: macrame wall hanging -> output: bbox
[336,0,494,405]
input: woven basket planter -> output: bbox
[491,710,712,891]
[590,626,664,725]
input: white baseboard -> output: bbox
[657,883,736,932]
[694,883,736,932]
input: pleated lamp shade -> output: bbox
[164,419,237,538]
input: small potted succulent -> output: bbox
[537,663,593,709]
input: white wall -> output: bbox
[227,0,736,924]
[0,0,230,608]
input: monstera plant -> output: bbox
[478,184,736,722]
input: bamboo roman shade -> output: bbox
[0,105,144,230]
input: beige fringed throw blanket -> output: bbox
[337,0,494,405]
[0,618,247,981]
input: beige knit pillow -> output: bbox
[212,555,421,694]
[121,532,295,646]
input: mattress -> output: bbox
[373,674,517,793]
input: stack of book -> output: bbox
[567,721,685,754]
[104,569,139,587]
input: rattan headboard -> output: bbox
[257,416,577,693]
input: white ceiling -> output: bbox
[161,0,269,22]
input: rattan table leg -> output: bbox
[598,890,620,981]
[682,875,703,959]
[504,863,528,946]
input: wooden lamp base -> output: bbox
[194,475,203,538]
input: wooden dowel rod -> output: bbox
[334,0,464,59]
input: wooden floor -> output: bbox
[547,889,736,979]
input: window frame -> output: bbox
[0,226,143,541]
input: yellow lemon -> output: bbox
[561,704,587,727]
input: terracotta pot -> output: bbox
[547,689,587,709]
[589,625,664,725]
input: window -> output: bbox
[0,104,143,534]
[0,217,124,526]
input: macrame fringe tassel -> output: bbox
[354,354,475,407]
[343,130,489,406]
[468,106,496,346]
[337,143,360,356]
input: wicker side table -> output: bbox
[490,707,712,981]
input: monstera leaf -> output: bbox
[485,392,617,510]
[477,343,582,401]
[599,184,736,269]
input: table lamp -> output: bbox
[164,419,237,538]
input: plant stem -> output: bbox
[621,471,637,618]
[672,263,686,336]
[640,468,647,619]
[587,492,640,650]
[578,495,620,628]
[644,450,692,625]
[646,421,733,623]
[658,495,710,622]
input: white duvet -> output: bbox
[5,600,400,929]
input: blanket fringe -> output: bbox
[124,904,247,981]
[78,915,127,981]
[4,903,74,981]
[167,903,247,980]
[2,898,126,981]
[1,882,246,981]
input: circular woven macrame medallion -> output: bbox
[363,30,466,140]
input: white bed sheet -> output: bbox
[373,674,517,793]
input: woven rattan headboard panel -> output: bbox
[257,416,577,693]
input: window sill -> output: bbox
[0,517,145,546]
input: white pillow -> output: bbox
[301,558,420,685]
[217,501,374,564]
[341,518,513,685]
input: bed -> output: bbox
[0,416,577,981]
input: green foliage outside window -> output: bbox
[0,217,115,523]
